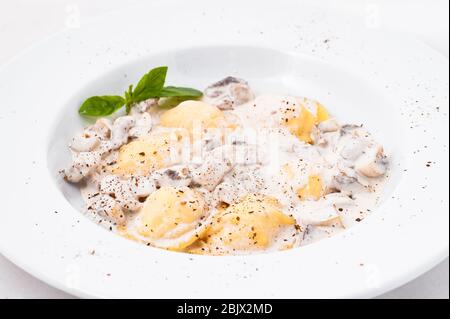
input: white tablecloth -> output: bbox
[0,0,448,299]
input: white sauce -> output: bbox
[62,78,389,252]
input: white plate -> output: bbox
[0,0,448,299]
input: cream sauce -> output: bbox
[63,79,388,253]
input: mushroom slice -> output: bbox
[355,145,388,178]
[318,118,340,133]
[296,193,357,245]
[130,98,158,115]
[99,175,142,212]
[295,193,357,226]
[330,170,366,195]
[213,165,265,205]
[70,132,100,152]
[191,154,234,191]
[129,175,157,198]
[71,119,112,153]
[204,77,254,110]
[84,118,112,140]
[63,151,101,183]
[129,112,153,138]
[191,144,260,191]
[338,136,371,161]
[150,165,193,189]
[110,116,136,150]
[340,124,363,136]
[87,193,126,225]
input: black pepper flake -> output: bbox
[138,196,147,203]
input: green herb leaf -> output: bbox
[124,85,134,114]
[78,66,203,117]
[132,66,168,102]
[160,86,203,98]
[79,96,125,117]
[124,84,133,102]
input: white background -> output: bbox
[0,0,448,299]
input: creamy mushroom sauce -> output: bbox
[62,77,388,255]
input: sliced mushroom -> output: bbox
[130,98,158,115]
[99,175,122,196]
[99,175,141,212]
[204,77,254,110]
[213,181,239,204]
[192,152,234,191]
[213,165,265,205]
[129,175,157,198]
[355,145,388,177]
[329,170,364,195]
[64,116,139,184]
[129,112,153,138]
[196,128,225,152]
[84,118,112,140]
[295,193,351,227]
[110,116,135,150]
[70,132,100,152]
[338,136,371,161]
[191,144,261,191]
[150,165,193,189]
[340,124,362,136]
[63,151,101,183]
[318,119,340,133]
[86,193,126,225]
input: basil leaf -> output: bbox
[79,96,125,117]
[124,85,134,114]
[160,86,203,98]
[132,66,168,102]
[77,66,204,118]
[124,84,133,102]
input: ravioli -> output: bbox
[160,100,226,132]
[113,132,183,176]
[189,194,301,255]
[132,186,209,250]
